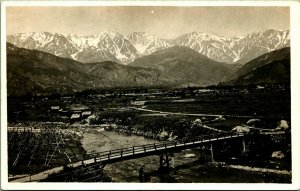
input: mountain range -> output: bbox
[7,29,289,65]
[7,41,290,96]
[6,43,176,96]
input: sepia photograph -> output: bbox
[1,1,300,190]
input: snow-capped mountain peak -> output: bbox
[174,29,290,64]
[7,29,290,65]
[99,31,121,38]
[126,32,171,55]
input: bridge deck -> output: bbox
[11,132,247,182]
[82,133,244,165]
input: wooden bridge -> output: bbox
[11,132,248,182]
[80,132,245,165]
[11,131,285,182]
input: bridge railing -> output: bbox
[80,131,285,163]
[80,132,246,163]
[178,132,244,143]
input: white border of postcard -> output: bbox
[1,0,300,190]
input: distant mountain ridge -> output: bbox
[6,43,177,96]
[7,43,290,96]
[7,29,289,65]
[223,47,290,86]
[130,46,231,86]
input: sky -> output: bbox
[6,6,290,39]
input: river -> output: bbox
[81,127,201,182]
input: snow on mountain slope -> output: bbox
[174,29,290,64]
[174,32,237,63]
[7,32,78,60]
[126,32,171,55]
[7,29,290,65]
[229,29,290,64]
[7,31,137,64]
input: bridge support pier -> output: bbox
[198,146,204,163]
[98,163,106,170]
[98,163,106,179]
[158,153,174,173]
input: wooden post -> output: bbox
[242,138,246,152]
[210,144,214,162]
[171,155,175,168]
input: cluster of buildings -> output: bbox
[50,103,93,123]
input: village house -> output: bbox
[60,104,93,122]
[131,100,146,106]
[50,106,60,111]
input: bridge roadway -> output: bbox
[11,132,248,182]
[81,132,246,165]
[10,131,285,182]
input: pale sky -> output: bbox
[6,6,290,39]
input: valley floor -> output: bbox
[6,86,292,183]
